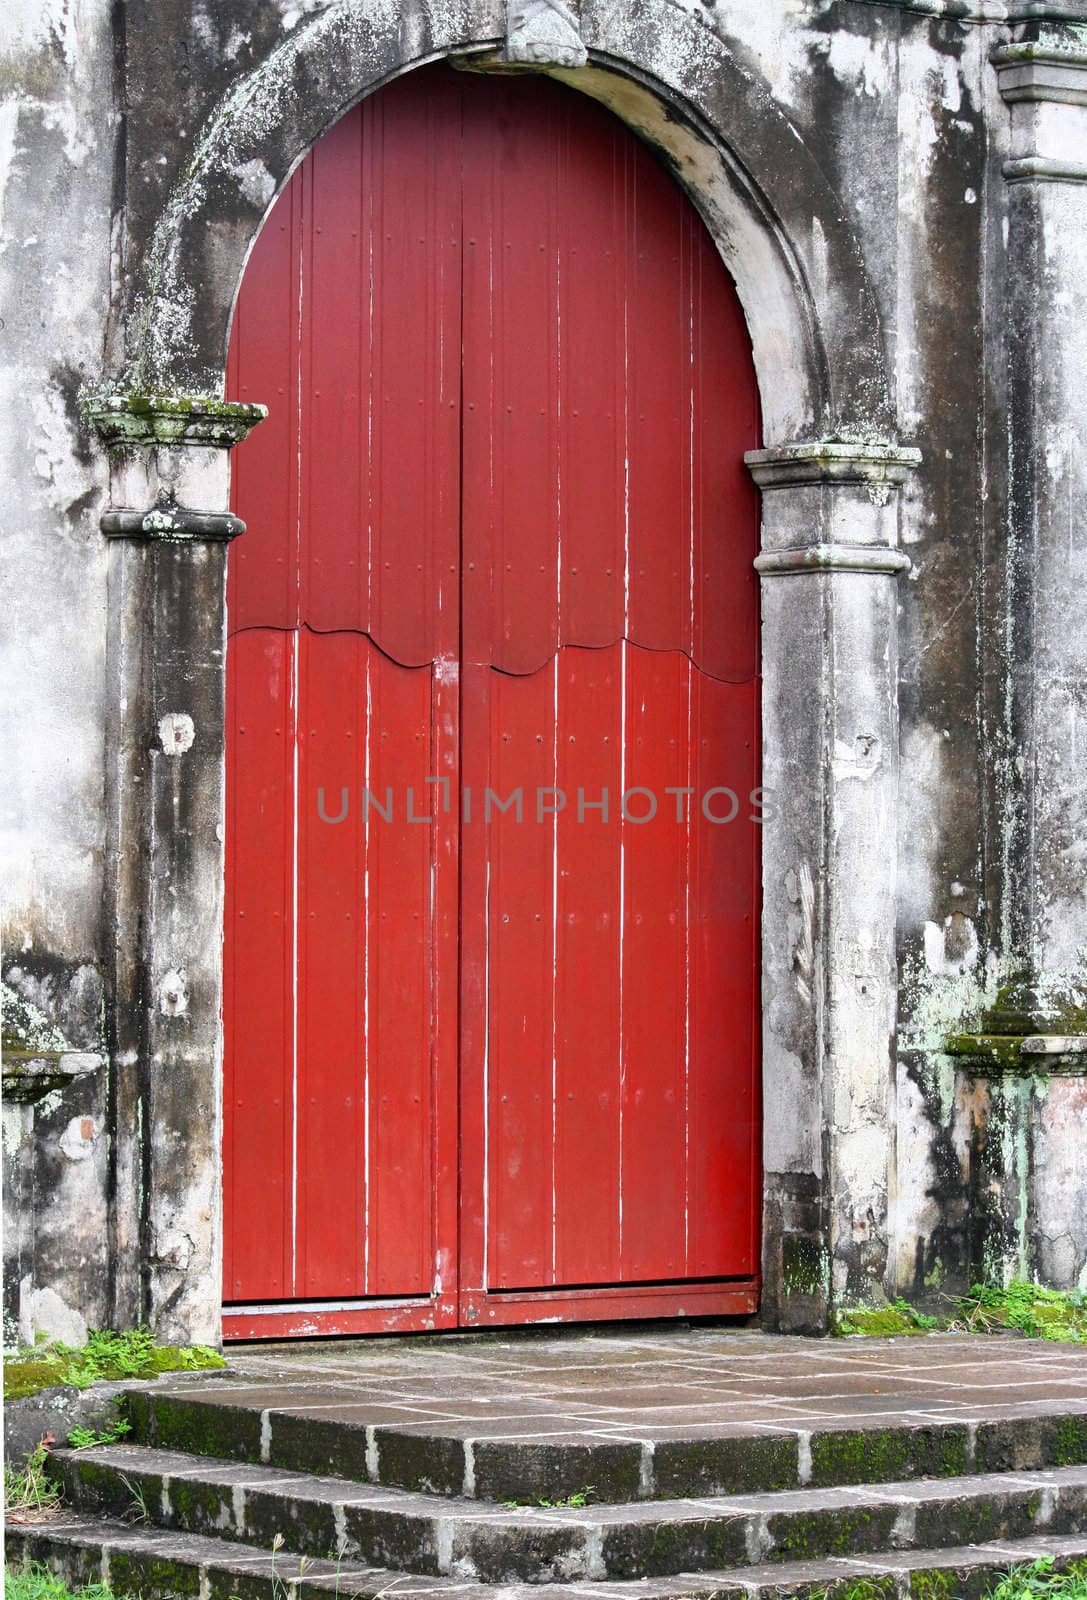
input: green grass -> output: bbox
[67,1418,132,1449]
[818,1561,1087,1600]
[4,1327,224,1400]
[986,1558,1087,1599]
[5,1568,116,1600]
[6,1552,1087,1600]
[958,1283,1087,1344]
[4,1443,63,1518]
[502,1484,596,1508]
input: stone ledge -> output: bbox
[945,1032,1087,1072]
[87,392,267,451]
[1003,156,1087,181]
[745,440,921,489]
[993,42,1087,69]
[755,544,912,577]
[856,3,1087,19]
[2,1051,102,1105]
[994,42,1087,108]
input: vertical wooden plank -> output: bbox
[618,644,689,1282]
[301,108,367,634]
[294,628,366,1298]
[688,673,761,1275]
[557,97,626,650]
[223,629,296,1300]
[458,84,497,676]
[625,148,692,658]
[460,71,560,1294]
[228,174,302,632]
[456,661,492,1301]
[359,69,463,1300]
[427,645,462,1310]
[462,76,560,675]
[367,72,462,668]
[366,650,445,1296]
[487,666,558,1289]
[552,644,623,1285]
[691,222,761,684]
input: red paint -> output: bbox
[224,64,761,1339]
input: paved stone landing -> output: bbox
[10,1329,1087,1598]
[218,1325,1087,1440]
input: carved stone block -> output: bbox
[505,0,586,69]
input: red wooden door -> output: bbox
[222,66,761,1341]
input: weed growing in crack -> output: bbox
[4,1442,61,1520]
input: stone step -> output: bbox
[48,1444,1087,1582]
[11,1513,1087,1600]
[122,1382,1087,1504]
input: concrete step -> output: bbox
[121,1382,1087,1504]
[11,1512,1087,1600]
[48,1443,1087,1582]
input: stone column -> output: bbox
[994,27,1087,1014]
[747,441,919,1332]
[89,394,265,1345]
[942,30,1087,1293]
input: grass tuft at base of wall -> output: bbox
[6,1566,116,1600]
[833,1281,1087,1343]
[4,1326,224,1401]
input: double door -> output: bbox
[222,65,761,1339]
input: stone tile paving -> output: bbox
[18,1329,1087,1600]
[181,1328,1087,1447]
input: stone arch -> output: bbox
[121,1,893,445]
[97,0,919,1339]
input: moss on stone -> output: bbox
[108,1552,200,1597]
[1054,1415,1087,1467]
[808,1581,898,1600]
[782,1233,828,1298]
[168,1476,230,1527]
[3,1330,224,1402]
[935,1430,970,1478]
[653,1431,799,1497]
[84,391,267,450]
[910,1570,956,1600]
[945,1033,1029,1068]
[3,1363,69,1402]
[810,1428,917,1489]
[832,1299,937,1338]
[769,1504,888,1560]
[146,1395,261,1462]
[831,1282,1087,1345]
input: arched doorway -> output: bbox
[222,64,762,1339]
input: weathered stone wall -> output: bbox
[3,0,1085,1344]
[1,0,116,1344]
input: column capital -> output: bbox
[88,393,266,544]
[993,35,1087,177]
[86,391,267,452]
[946,971,1087,1074]
[993,39,1087,103]
[745,439,922,490]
